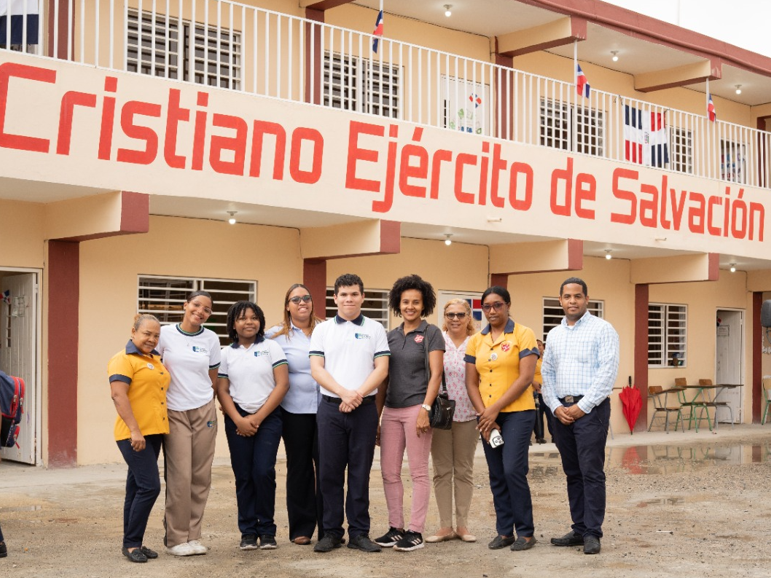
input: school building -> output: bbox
[1,0,771,467]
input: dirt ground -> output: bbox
[1,425,770,578]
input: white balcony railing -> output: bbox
[2,0,770,190]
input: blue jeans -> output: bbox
[117,434,163,548]
[553,398,610,538]
[481,410,536,538]
[224,406,282,537]
[317,396,378,540]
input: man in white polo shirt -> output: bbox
[310,274,390,554]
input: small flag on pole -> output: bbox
[576,64,590,98]
[707,93,716,122]
[1,290,10,304]
[372,10,384,53]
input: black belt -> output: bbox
[322,395,375,406]
[559,395,584,404]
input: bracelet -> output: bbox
[421,404,431,412]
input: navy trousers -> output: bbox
[0,519,4,542]
[224,406,283,538]
[281,409,324,540]
[533,393,555,441]
[317,396,377,540]
[481,410,536,538]
[117,434,163,549]
[553,398,610,538]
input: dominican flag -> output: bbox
[372,10,383,53]
[575,64,590,98]
[707,93,716,122]
[624,105,669,168]
[1,290,10,305]
[0,0,39,45]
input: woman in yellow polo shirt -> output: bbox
[108,314,170,564]
[464,286,538,552]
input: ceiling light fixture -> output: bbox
[605,249,612,260]
[735,84,742,95]
[444,234,453,246]
[611,50,619,62]
[730,263,737,273]
[227,210,237,225]
[444,4,452,17]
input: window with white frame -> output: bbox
[539,99,604,156]
[669,127,693,174]
[127,10,241,90]
[138,276,256,346]
[323,52,399,118]
[648,303,687,367]
[720,139,746,184]
[542,297,604,342]
[325,287,389,329]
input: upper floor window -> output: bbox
[539,99,604,156]
[670,127,693,174]
[542,297,604,342]
[323,52,399,118]
[721,139,746,184]
[648,303,687,368]
[127,10,241,90]
[138,275,256,346]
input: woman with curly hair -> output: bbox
[375,275,444,552]
[266,284,325,546]
[217,301,289,551]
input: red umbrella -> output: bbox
[619,375,642,434]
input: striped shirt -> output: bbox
[541,311,619,415]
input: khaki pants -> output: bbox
[430,419,478,529]
[164,399,217,547]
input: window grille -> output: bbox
[720,139,746,184]
[126,10,180,79]
[670,127,693,174]
[325,288,389,329]
[323,52,399,118]
[138,275,256,346]
[539,99,604,156]
[648,303,687,367]
[542,297,605,342]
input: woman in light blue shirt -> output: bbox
[267,283,324,546]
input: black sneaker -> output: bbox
[374,527,404,548]
[259,535,278,550]
[347,534,381,553]
[314,534,342,553]
[0,541,6,558]
[393,531,424,552]
[240,535,258,550]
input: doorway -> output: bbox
[715,309,744,424]
[0,270,40,464]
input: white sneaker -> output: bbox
[165,542,196,557]
[187,540,208,555]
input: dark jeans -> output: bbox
[0,520,4,542]
[224,406,283,537]
[117,434,163,549]
[553,398,610,539]
[281,409,324,540]
[317,396,377,540]
[481,410,536,538]
[533,393,555,441]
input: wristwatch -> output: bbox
[421,404,431,412]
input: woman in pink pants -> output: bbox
[375,275,444,552]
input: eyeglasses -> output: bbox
[289,295,312,304]
[481,302,506,312]
[445,312,467,320]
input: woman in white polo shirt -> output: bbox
[157,290,221,557]
[217,301,289,551]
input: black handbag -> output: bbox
[423,326,455,430]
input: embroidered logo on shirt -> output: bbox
[414,335,424,343]
[147,363,155,370]
[207,420,215,428]
[192,346,209,354]
[501,341,512,352]
[254,350,269,357]
[354,333,370,340]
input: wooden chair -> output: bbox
[648,386,685,433]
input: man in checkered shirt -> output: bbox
[541,277,619,556]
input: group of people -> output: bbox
[108,273,619,563]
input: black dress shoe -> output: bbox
[0,541,7,558]
[347,534,381,552]
[314,534,342,553]
[140,546,158,559]
[488,535,515,550]
[550,531,584,547]
[122,547,148,563]
[583,535,601,555]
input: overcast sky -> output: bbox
[603,0,771,57]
